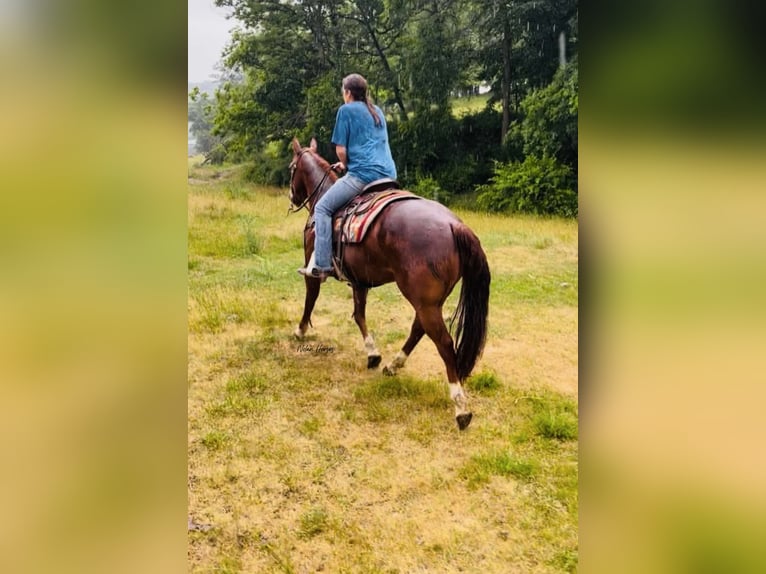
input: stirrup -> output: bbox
[297,267,334,282]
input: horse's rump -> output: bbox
[341,198,466,289]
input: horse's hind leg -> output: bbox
[417,305,472,430]
[382,316,425,376]
[353,287,382,369]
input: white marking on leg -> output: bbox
[364,334,380,357]
[382,350,408,375]
[392,350,408,368]
[306,251,317,272]
[294,325,307,339]
[449,382,469,417]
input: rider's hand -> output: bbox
[331,161,346,173]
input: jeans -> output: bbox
[314,174,365,270]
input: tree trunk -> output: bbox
[329,7,344,74]
[366,24,408,121]
[501,18,512,143]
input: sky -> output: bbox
[188,0,235,83]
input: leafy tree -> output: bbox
[472,0,578,141]
[212,0,341,152]
[342,0,419,121]
[516,62,578,169]
[210,31,310,160]
[477,63,578,216]
[188,87,221,158]
[402,0,464,113]
[202,0,578,198]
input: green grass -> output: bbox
[353,374,452,424]
[534,410,578,441]
[188,159,578,573]
[459,451,538,488]
[526,391,579,441]
[298,507,329,539]
[200,430,230,451]
[466,370,502,394]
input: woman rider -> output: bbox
[298,73,397,281]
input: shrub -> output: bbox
[389,106,504,198]
[476,155,577,217]
[519,64,578,169]
[242,140,291,186]
[412,176,451,205]
[204,143,227,165]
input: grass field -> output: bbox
[187,156,578,573]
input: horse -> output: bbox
[288,137,490,430]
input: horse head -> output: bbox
[288,137,335,212]
[288,137,314,207]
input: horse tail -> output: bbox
[450,224,491,381]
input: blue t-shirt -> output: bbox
[331,101,397,183]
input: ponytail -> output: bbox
[343,73,382,127]
[365,99,381,127]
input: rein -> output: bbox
[288,150,334,215]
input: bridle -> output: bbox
[288,148,333,215]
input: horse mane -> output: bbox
[303,148,332,172]
[300,148,338,189]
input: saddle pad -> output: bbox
[333,190,420,244]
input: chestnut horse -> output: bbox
[289,138,490,429]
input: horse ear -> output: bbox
[310,138,317,151]
[291,138,302,154]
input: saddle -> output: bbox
[333,181,419,244]
[305,179,420,284]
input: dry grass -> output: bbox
[188,157,578,572]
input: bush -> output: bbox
[412,176,451,205]
[389,106,504,197]
[432,156,483,197]
[304,73,342,148]
[476,155,577,217]
[203,143,227,165]
[242,140,291,186]
[390,107,458,180]
[518,64,578,170]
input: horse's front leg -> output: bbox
[352,287,382,368]
[294,277,321,339]
[295,238,321,339]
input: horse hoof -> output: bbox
[367,355,382,369]
[382,365,395,376]
[456,412,473,430]
[293,327,306,340]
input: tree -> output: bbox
[188,87,220,157]
[516,62,578,169]
[342,0,416,121]
[210,2,331,157]
[203,0,578,194]
[402,0,464,113]
[477,63,579,217]
[472,0,578,141]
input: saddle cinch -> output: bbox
[319,179,420,282]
